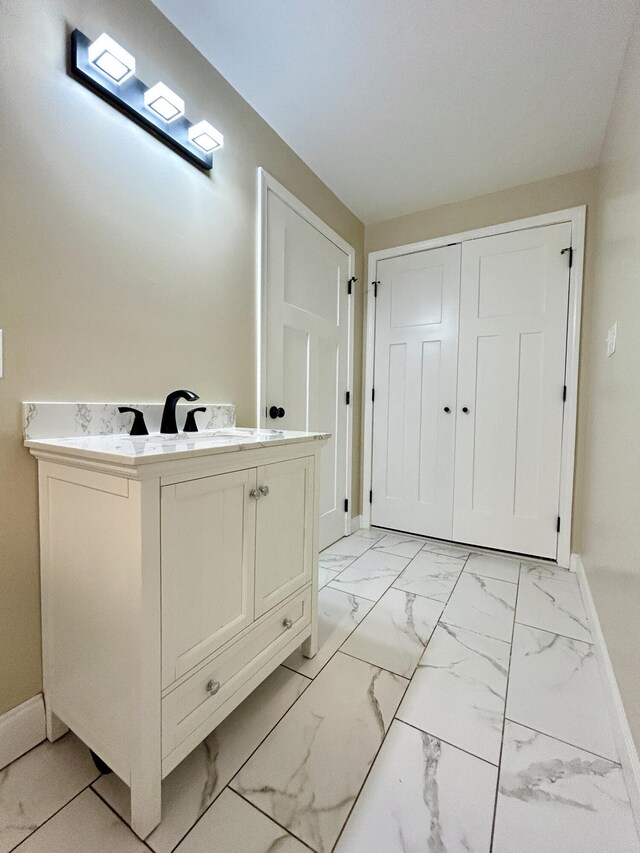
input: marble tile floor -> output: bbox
[1,528,638,853]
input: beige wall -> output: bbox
[364,167,599,553]
[579,12,640,748]
[365,168,598,255]
[0,0,363,715]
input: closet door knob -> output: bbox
[462,407,469,414]
[249,488,261,500]
[258,485,270,497]
[443,406,450,413]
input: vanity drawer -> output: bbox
[162,586,311,758]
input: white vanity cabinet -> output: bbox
[27,431,326,839]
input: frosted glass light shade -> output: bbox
[188,121,224,153]
[144,82,185,123]
[88,33,135,84]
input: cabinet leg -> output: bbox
[130,770,162,839]
[301,625,318,659]
[45,702,69,742]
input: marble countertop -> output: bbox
[25,428,330,466]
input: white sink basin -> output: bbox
[214,428,285,439]
[145,428,286,443]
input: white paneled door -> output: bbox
[263,188,351,549]
[371,222,571,559]
[371,245,461,539]
[453,223,571,558]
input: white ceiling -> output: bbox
[151,0,638,223]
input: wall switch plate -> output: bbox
[606,322,617,357]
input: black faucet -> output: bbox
[160,390,199,434]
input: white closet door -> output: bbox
[264,191,350,549]
[371,245,461,538]
[453,223,571,558]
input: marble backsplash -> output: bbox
[23,401,236,440]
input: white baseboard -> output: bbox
[574,554,640,835]
[0,694,46,770]
[350,514,363,534]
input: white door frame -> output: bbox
[257,167,356,539]
[361,206,586,568]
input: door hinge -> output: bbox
[369,490,373,504]
[562,385,567,402]
[347,276,357,295]
[344,498,349,513]
[556,516,561,533]
[371,388,375,402]
[372,280,379,297]
[561,246,573,268]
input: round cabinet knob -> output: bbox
[249,488,261,500]
[259,485,270,497]
[462,407,469,413]
[269,406,279,420]
[282,618,293,630]
[206,679,221,696]
[443,406,450,413]
[277,407,285,418]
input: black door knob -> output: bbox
[269,406,286,419]
[462,406,469,413]
[277,407,285,418]
[443,406,450,413]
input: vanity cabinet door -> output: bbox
[161,469,256,688]
[254,456,314,616]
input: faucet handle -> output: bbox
[183,407,207,433]
[118,407,149,436]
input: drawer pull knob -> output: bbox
[282,618,293,630]
[206,679,221,695]
[258,485,270,497]
[249,488,261,500]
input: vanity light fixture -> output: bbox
[144,82,185,123]
[87,33,136,84]
[188,120,224,153]
[69,29,224,171]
